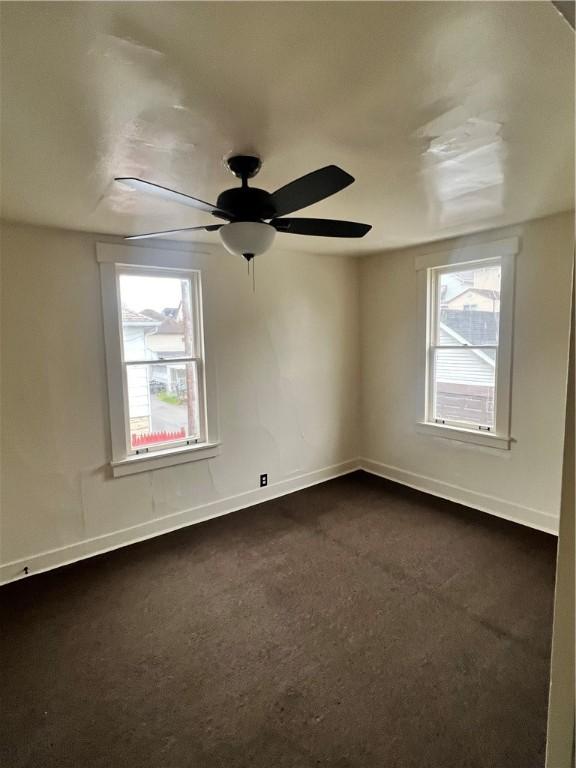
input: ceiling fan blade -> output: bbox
[270,165,354,217]
[124,224,222,241]
[271,217,371,238]
[115,177,232,219]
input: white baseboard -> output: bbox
[1,456,557,585]
[0,459,360,585]
[359,457,559,535]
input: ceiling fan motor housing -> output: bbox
[218,156,276,222]
[217,187,276,221]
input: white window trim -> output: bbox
[415,236,518,450]
[97,243,220,477]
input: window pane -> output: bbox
[118,274,196,362]
[433,348,496,428]
[436,264,501,346]
[127,362,201,449]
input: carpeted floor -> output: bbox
[0,471,557,768]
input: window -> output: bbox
[98,244,219,476]
[431,263,500,429]
[416,237,517,449]
[119,270,205,449]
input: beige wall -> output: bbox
[0,222,359,578]
[359,212,574,533]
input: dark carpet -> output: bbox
[0,471,557,768]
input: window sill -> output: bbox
[416,422,511,450]
[111,441,221,477]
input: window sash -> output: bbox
[430,257,501,347]
[430,344,498,351]
[426,259,502,431]
[98,243,220,474]
[414,237,516,449]
[124,357,200,366]
[428,347,498,431]
[121,359,205,454]
[114,265,208,458]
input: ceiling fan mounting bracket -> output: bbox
[226,155,262,181]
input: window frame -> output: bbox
[415,237,518,450]
[97,243,220,477]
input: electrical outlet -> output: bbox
[260,473,268,488]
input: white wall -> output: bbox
[0,222,360,580]
[546,270,574,768]
[359,212,574,533]
[1,213,573,582]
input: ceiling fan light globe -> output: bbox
[219,221,276,258]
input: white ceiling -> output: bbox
[1,1,573,255]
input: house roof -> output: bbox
[440,308,499,346]
[446,287,500,304]
[140,309,165,322]
[121,307,159,325]
[436,323,495,387]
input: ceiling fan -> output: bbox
[116,155,372,261]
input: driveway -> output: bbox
[150,395,187,432]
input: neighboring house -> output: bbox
[445,287,500,312]
[439,265,500,303]
[122,308,160,436]
[436,321,496,426]
[142,309,189,399]
[122,305,194,439]
[145,316,185,357]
